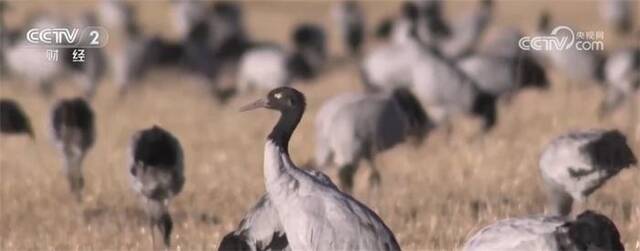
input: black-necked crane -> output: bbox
[50,98,95,202]
[128,126,185,248]
[463,210,624,251]
[240,87,400,250]
[539,129,636,217]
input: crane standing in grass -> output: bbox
[50,98,95,202]
[128,126,185,248]
[314,88,433,195]
[240,87,400,251]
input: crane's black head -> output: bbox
[134,126,180,168]
[186,20,211,44]
[292,24,326,55]
[471,90,497,132]
[0,99,33,137]
[582,130,637,169]
[218,232,250,251]
[211,1,243,23]
[420,0,450,38]
[402,1,420,23]
[481,0,493,8]
[375,17,394,40]
[557,210,624,251]
[145,36,184,66]
[240,87,306,149]
[343,0,360,11]
[518,53,549,89]
[391,88,434,145]
[240,87,306,113]
[52,98,94,136]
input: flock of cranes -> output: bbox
[1,0,639,250]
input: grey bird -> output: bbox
[361,37,423,91]
[314,88,433,194]
[0,99,34,138]
[237,45,293,93]
[50,98,95,202]
[539,129,637,217]
[128,126,185,248]
[410,47,498,134]
[240,87,401,251]
[360,1,430,91]
[463,210,625,251]
[237,24,325,93]
[218,169,337,251]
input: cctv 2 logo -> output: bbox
[26,26,108,48]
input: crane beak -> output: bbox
[239,98,269,112]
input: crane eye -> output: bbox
[274,93,283,99]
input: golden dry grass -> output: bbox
[1,0,639,250]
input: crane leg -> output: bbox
[366,157,382,210]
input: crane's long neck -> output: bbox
[264,108,304,185]
[268,109,304,154]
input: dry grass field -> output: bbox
[1,0,639,250]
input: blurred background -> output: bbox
[0,0,638,250]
